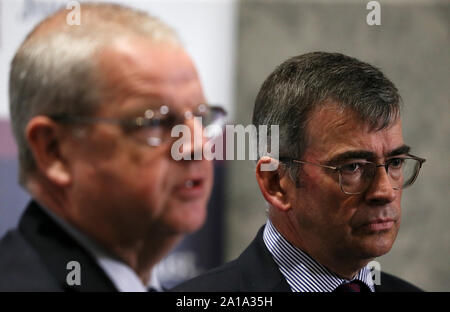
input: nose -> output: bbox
[364,165,397,205]
[180,116,206,160]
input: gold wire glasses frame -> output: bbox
[49,104,227,147]
[281,155,426,195]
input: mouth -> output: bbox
[359,218,396,232]
[174,178,207,200]
[184,179,202,188]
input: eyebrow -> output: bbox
[120,97,170,117]
[386,144,411,157]
[326,144,411,165]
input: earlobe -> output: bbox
[46,161,71,185]
[26,116,71,186]
[256,157,292,212]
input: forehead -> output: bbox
[95,38,204,115]
[304,103,404,161]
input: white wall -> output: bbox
[0,0,237,119]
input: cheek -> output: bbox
[203,160,214,187]
[127,152,173,198]
[292,178,333,229]
[304,171,353,221]
[318,195,360,235]
[94,142,174,201]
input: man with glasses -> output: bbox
[0,3,225,291]
[174,52,424,292]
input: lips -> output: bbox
[184,179,202,189]
[174,177,207,200]
[360,218,396,232]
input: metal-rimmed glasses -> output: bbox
[281,154,426,195]
[49,104,227,147]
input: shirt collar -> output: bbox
[263,219,375,292]
[40,203,163,292]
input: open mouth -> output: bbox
[185,179,202,188]
[175,178,207,200]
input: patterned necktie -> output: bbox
[333,280,371,293]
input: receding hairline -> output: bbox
[22,3,181,47]
[9,2,182,185]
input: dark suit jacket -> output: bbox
[0,201,117,291]
[173,226,422,292]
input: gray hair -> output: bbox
[9,3,181,184]
[252,52,401,184]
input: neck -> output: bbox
[28,176,182,285]
[72,218,182,285]
[106,231,182,285]
[269,212,370,280]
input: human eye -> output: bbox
[156,114,178,129]
[122,117,158,133]
[119,116,164,145]
[138,112,179,130]
[388,157,405,169]
[127,117,172,146]
[339,162,366,174]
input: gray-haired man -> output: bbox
[174,52,425,292]
[0,3,223,291]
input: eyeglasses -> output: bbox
[49,104,227,147]
[281,154,426,195]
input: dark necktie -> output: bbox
[333,280,371,293]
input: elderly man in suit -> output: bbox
[0,3,225,291]
[174,52,425,292]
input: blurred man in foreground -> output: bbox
[0,3,224,291]
[174,52,425,292]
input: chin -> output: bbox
[170,218,206,235]
[168,202,208,234]
[359,234,396,259]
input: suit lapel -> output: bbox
[19,201,117,292]
[237,226,291,292]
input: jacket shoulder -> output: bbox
[172,225,291,292]
[0,230,61,291]
[172,259,241,292]
[377,271,423,292]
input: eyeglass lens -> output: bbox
[340,158,421,194]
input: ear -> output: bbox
[256,156,292,212]
[26,116,71,186]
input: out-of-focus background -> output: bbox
[0,0,448,291]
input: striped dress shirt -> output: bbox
[263,219,375,292]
